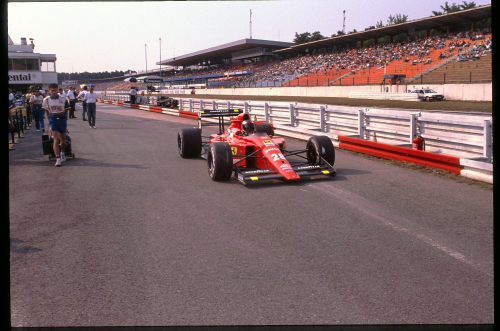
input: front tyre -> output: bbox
[178,128,202,158]
[207,142,233,181]
[306,136,335,167]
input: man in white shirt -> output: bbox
[42,83,70,167]
[77,86,88,121]
[84,86,98,129]
[67,86,77,118]
[9,88,15,103]
[58,88,67,99]
[29,89,45,132]
[129,87,137,104]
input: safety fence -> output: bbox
[9,99,33,151]
[98,94,493,183]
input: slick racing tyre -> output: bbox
[207,142,233,181]
[178,128,202,158]
[255,123,274,136]
[306,136,335,167]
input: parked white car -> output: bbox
[409,89,444,101]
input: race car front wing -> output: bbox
[233,155,336,185]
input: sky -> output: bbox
[7,0,491,74]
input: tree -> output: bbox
[387,13,408,25]
[348,29,358,34]
[376,20,384,28]
[432,1,474,15]
[336,30,345,36]
[365,25,376,31]
[460,1,476,10]
[310,31,325,41]
[293,32,312,44]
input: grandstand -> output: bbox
[87,5,490,93]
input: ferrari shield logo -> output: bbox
[231,147,238,155]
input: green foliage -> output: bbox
[310,31,325,41]
[376,20,384,28]
[433,1,475,15]
[387,13,409,25]
[293,32,312,44]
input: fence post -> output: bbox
[410,113,418,144]
[227,100,230,110]
[212,100,216,110]
[179,98,183,110]
[358,109,365,139]
[264,103,269,123]
[189,99,192,112]
[319,106,325,132]
[244,101,248,114]
[199,99,204,111]
[483,119,492,163]
[289,104,295,126]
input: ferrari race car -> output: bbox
[177,109,336,184]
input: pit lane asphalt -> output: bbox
[9,102,493,326]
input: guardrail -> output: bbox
[98,94,493,183]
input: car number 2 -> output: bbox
[271,153,286,161]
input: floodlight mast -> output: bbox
[343,10,346,34]
[250,9,252,39]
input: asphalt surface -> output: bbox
[9,102,493,326]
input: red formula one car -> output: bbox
[177,109,336,184]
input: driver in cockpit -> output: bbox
[241,119,255,136]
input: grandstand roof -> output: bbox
[157,38,294,67]
[275,4,491,54]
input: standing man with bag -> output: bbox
[84,86,98,129]
[42,83,70,167]
[78,85,88,121]
[29,89,45,132]
[67,86,77,118]
[129,86,137,104]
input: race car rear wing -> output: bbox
[198,108,243,134]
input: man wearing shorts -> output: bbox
[42,83,70,167]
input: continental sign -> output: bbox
[8,72,43,84]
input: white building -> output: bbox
[8,35,57,91]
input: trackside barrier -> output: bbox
[97,95,493,183]
[338,135,464,174]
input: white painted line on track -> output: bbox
[310,182,492,277]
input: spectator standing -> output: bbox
[42,83,70,167]
[9,88,15,104]
[78,86,88,121]
[67,86,77,118]
[84,86,98,129]
[9,96,15,133]
[58,88,67,99]
[129,86,136,104]
[30,89,45,132]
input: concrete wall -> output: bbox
[193,83,491,101]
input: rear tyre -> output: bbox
[178,128,202,158]
[306,136,335,167]
[255,123,274,136]
[425,96,430,101]
[207,142,233,181]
